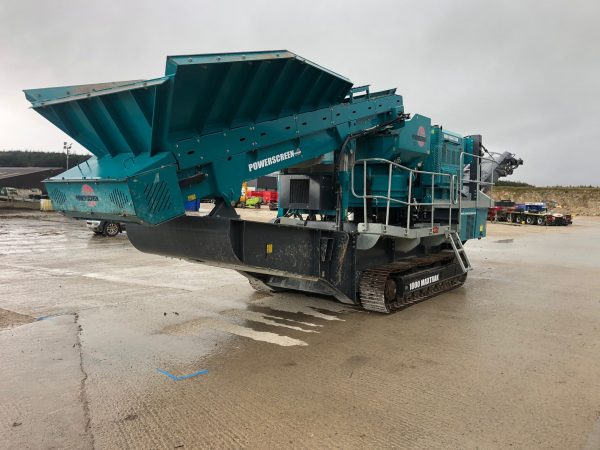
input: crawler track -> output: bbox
[359,253,467,313]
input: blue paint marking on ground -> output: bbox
[156,368,179,380]
[176,370,209,380]
[36,315,53,321]
[156,368,208,381]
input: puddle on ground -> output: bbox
[249,294,352,321]
[221,309,319,334]
[161,316,309,347]
[159,295,357,347]
[247,305,325,327]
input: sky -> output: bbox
[0,0,598,186]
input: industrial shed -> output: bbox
[0,167,62,193]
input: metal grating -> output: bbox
[143,181,172,214]
[50,189,66,205]
[109,189,129,209]
[466,215,475,238]
[289,179,310,204]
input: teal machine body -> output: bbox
[25,51,511,313]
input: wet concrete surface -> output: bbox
[1,210,600,449]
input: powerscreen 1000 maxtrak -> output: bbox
[25,50,521,312]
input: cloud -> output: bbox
[1,0,598,184]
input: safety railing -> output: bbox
[350,157,459,233]
[458,151,497,216]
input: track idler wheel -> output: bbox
[384,278,397,303]
[359,269,397,313]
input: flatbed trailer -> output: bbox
[488,205,572,226]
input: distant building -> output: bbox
[0,167,63,193]
[247,174,278,191]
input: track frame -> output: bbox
[127,215,467,312]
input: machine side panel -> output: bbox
[127,216,359,301]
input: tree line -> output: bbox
[496,180,599,188]
[495,180,534,187]
[0,150,90,169]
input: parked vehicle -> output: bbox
[0,187,42,201]
[488,201,572,226]
[243,196,262,208]
[0,186,18,200]
[86,220,126,236]
[247,189,278,210]
[234,182,279,209]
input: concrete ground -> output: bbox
[1,209,599,449]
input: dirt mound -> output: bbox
[492,187,600,216]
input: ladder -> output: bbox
[447,231,473,273]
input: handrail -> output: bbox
[350,152,497,235]
[350,157,458,232]
[458,151,498,230]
